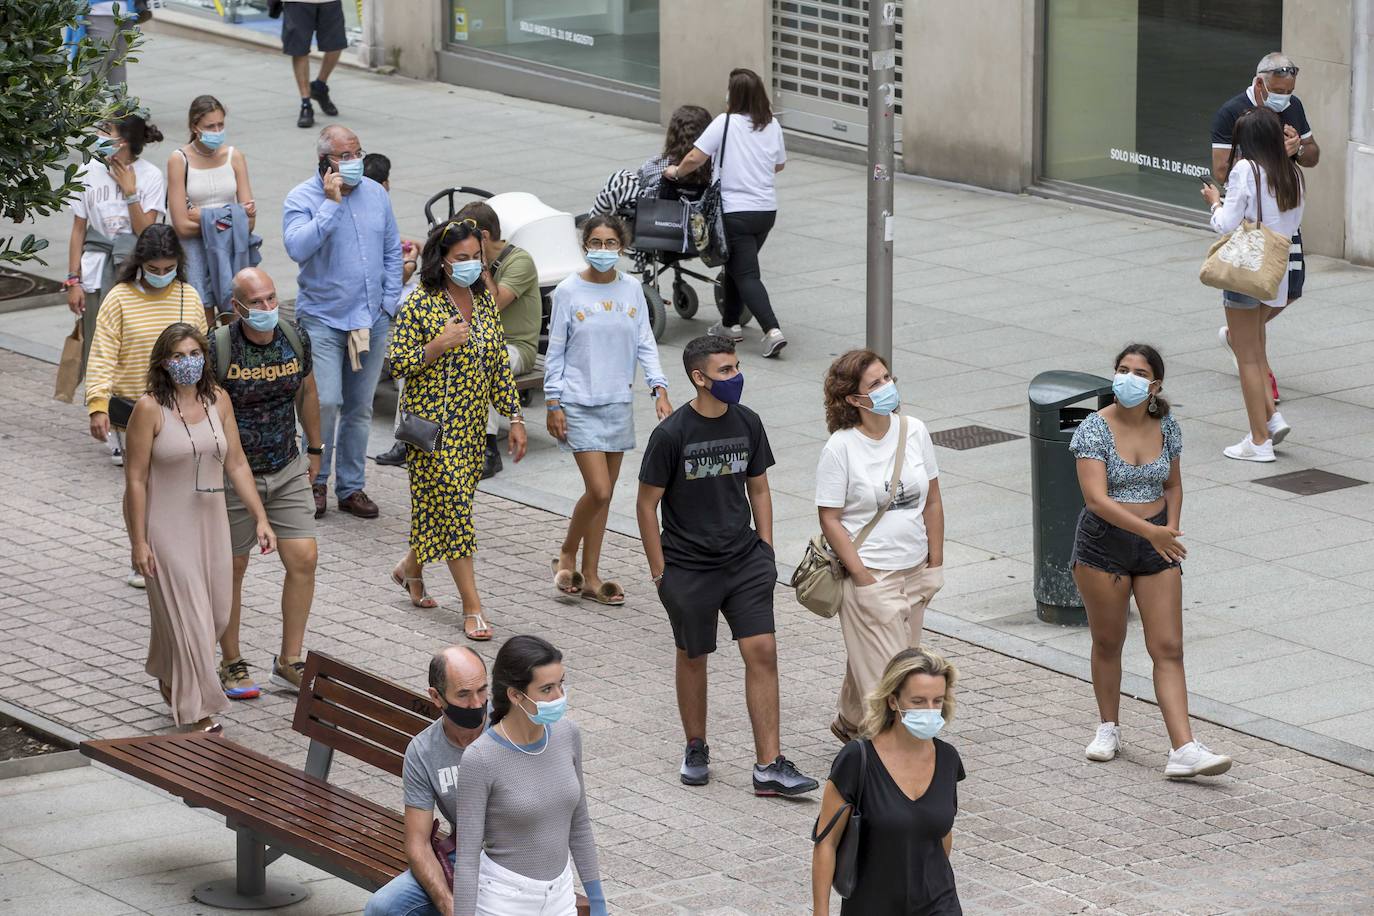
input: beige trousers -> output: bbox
[836,561,944,733]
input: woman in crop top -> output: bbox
[1068,344,1233,780]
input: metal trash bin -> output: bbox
[1029,371,1114,626]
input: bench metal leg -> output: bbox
[192,827,310,910]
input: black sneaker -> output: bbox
[374,441,407,467]
[680,738,710,786]
[297,98,314,129]
[310,79,338,116]
[480,436,502,480]
[752,755,818,797]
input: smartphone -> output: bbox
[1200,175,1219,189]
[318,155,335,178]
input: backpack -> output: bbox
[212,320,306,384]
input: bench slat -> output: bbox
[295,715,412,778]
[312,675,436,737]
[305,652,441,721]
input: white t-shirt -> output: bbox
[692,112,786,213]
[815,415,940,570]
[71,159,166,292]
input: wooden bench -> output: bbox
[515,354,545,393]
[81,651,589,913]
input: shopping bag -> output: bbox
[53,320,84,403]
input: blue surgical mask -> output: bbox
[167,354,205,386]
[862,380,900,416]
[448,260,483,288]
[900,708,945,740]
[520,691,567,726]
[707,371,744,404]
[93,135,119,158]
[585,250,620,273]
[1263,91,1292,113]
[198,130,226,151]
[337,158,365,187]
[241,306,278,333]
[1113,372,1151,408]
[143,269,176,290]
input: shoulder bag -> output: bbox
[692,114,732,268]
[1199,160,1292,301]
[811,738,868,898]
[791,416,908,619]
[395,302,455,453]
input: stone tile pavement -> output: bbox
[3,348,1374,914]
[5,31,1374,759]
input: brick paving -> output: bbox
[3,344,1374,914]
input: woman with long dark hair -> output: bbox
[123,323,275,731]
[1202,106,1305,462]
[1070,344,1231,778]
[386,218,527,638]
[589,104,713,217]
[452,635,606,916]
[666,68,788,358]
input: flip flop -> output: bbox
[582,581,625,606]
[392,566,439,609]
[551,558,583,596]
[463,613,494,642]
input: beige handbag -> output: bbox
[1199,161,1291,302]
[791,416,908,619]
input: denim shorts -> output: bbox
[1071,507,1180,579]
[559,401,635,453]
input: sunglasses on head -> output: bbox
[1261,66,1299,77]
[438,217,479,246]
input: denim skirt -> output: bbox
[559,401,635,453]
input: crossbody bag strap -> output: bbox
[851,415,909,553]
[715,113,730,178]
[1250,160,1265,226]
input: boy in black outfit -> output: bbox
[637,335,818,796]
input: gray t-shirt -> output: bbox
[402,717,470,831]
[452,719,599,916]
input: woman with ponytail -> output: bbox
[1068,344,1232,779]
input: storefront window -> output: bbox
[1042,0,1282,211]
[449,0,659,89]
[162,0,361,44]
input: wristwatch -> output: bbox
[306,445,324,456]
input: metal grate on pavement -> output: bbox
[1253,468,1368,496]
[930,424,1024,451]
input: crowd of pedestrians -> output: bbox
[56,46,1333,914]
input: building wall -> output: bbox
[658,0,770,125]
[1345,0,1374,265]
[383,0,443,80]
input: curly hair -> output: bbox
[823,348,886,432]
[662,104,712,166]
[417,218,488,298]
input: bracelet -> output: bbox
[63,276,82,289]
[305,445,324,456]
[124,193,139,205]
[546,403,563,412]
[651,572,665,584]
[510,417,525,425]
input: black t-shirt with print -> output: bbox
[639,402,774,570]
[211,322,312,474]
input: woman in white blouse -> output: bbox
[814,349,944,745]
[1202,106,1305,463]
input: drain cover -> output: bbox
[1253,469,1368,496]
[930,425,1024,451]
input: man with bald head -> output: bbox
[208,266,323,697]
[283,125,401,521]
[365,646,488,916]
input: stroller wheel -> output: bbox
[672,280,699,319]
[712,272,752,327]
[643,283,668,342]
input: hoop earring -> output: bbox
[1148,392,1158,414]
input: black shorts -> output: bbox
[1071,508,1180,579]
[659,540,777,658]
[282,0,348,57]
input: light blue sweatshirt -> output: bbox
[542,271,668,406]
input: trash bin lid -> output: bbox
[1028,370,1113,411]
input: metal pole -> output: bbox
[865,1,897,367]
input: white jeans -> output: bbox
[487,343,532,437]
[474,852,575,916]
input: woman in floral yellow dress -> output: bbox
[387,218,527,640]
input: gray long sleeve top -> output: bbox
[451,718,599,916]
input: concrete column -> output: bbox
[383,0,443,80]
[658,0,770,125]
[1283,0,1353,258]
[1346,0,1374,265]
[902,0,1036,192]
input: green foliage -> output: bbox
[0,1,143,264]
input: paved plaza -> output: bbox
[3,27,1374,915]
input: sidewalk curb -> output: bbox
[0,699,90,780]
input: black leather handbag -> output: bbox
[811,738,868,897]
[693,114,732,268]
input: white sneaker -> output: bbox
[1266,411,1291,446]
[110,447,124,467]
[707,322,744,342]
[1223,434,1275,462]
[125,569,146,589]
[1165,740,1233,778]
[1217,325,1237,371]
[761,328,788,358]
[1085,722,1120,762]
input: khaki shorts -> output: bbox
[225,453,317,556]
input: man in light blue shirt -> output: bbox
[283,125,401,520]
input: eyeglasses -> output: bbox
[1260,66,1299,77]
[172,398,226,494]
[328,149,367,162]
[586,239,622,251]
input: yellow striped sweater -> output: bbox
[85,280,207,415]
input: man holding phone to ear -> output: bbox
[283,124,402,520]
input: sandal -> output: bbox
[463,613,493,642]
[551,558,583,596]
[391,565,438,609]
[582,581,625,606]
[189,718,222,734]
